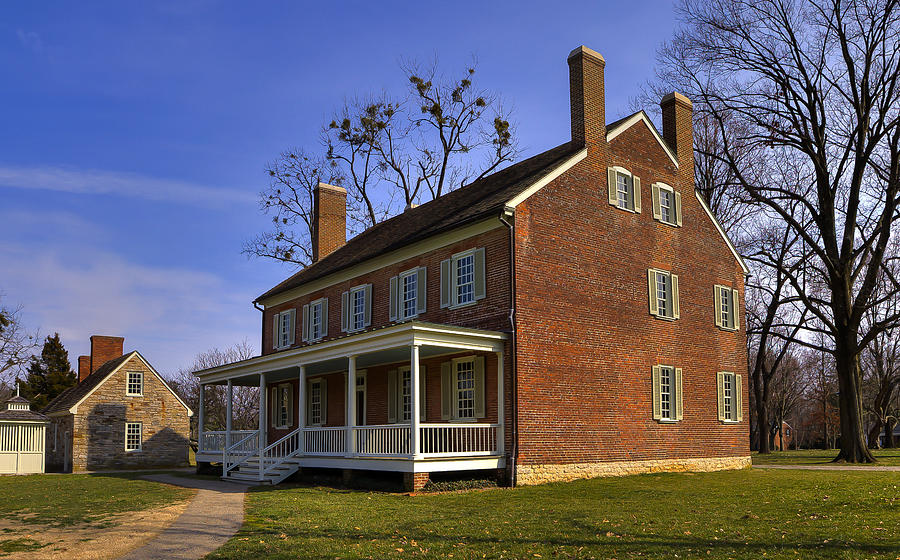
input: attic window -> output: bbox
[126,372,143,396]
[607,167,641,213]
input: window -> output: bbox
[455,359,476,419]
[388,367,425,423]
[302,298,328,342]
[441,249,486,309]
[342,286,371,332]
[273,309,296,349]
[607,167,641,212]
[272,384,292,429]
[390,268,425,321]
[309,380,323,426]
[717,371,743,422]
[652,183,682,226]
[400,367,412,422]
[648,269,680,320]
[652,365,683,422]
[126,371,143,396]
[714,285,739,331]
[125,422,142,451]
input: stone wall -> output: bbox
[516,456,751,485]
[45,414,74,472]
[72,354,190,471]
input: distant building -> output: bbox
[43,335,193,472]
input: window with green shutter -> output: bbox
[607,166,642,213]
[714,285,739,331]
[648,269,679,320]
[651,182,682,226]
[441,248,486,309]
[717,371,742,422]
[652,365,683,422]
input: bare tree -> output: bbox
[0,295,38,387]
[246,59,518,268]
[168,341,259,439]
[662,0,900,462]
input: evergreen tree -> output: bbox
[21,333,76,410]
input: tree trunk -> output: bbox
[833,346,876,463]
[886,419,896,449]
[868,419,884,449]
[756,400,771,454]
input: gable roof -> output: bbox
[42,351,193,416]
[606,110,679,169]
[257,141,585,303]
[0,408,49,422]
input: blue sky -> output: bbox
[0,1,676,375]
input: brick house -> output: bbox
[194,45,750,490]
[44,336,193,472]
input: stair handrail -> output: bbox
[259,426,304,483]
[223,429,260,478]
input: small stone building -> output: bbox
[43,335,193,472]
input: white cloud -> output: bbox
[0,234,259,377]
[0,165,255,208]
[16,29,43,54]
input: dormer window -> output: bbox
[607,167,642,213]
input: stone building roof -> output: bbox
[42,353,132,415]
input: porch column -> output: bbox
[410,345,421,459]
[258,373,266,481]
[346,356,357,456]
[225,379,233,450]
[496,350,504,455]
[198,383,205,450]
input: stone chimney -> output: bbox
[661,92,694,183]
[312,182,347,262]
[77,355,91,383]
[568,45,606,148]
[89,335,124,375]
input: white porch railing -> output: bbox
[222,430,260,477]
[355,424,410,456]
[303,426,347,455]
[260,427,304,483]
[200,430,256,453]
[419,423,499,457]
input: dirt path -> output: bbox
[0,495,196,559]
[117,474,248,560]
[754,464,900,471]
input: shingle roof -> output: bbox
[0,408,48,422]
[42,353,133,415]
[6,395,28,404]
[257,141,582,302]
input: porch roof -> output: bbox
[194,321,508,386]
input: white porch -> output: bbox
[194,322,507,484]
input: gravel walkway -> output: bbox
[754,464,900,471]
[118,474,249,560]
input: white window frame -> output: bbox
[715,285,739,331]
[309,298,326,342]
[649,268,679,320]
[309,379,323,426]
[399,268,420,320]
[126,371,143,396]
[273,383,292,429]
[451,249,477,309]
[348,285,367,332]
[125,422,142,452]
[722,372,738,422]
[453,356,477,422]
[399,366,412,422]
[655,182,678,226]
[659,366,675,421]
[275,309,295,349]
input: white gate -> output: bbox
[0,422,46,474]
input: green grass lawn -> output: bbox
[753,448,900,466]
[0,473,194,528]
[209,469,900,560]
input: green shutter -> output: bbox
[440,259,452,308]
[301,304,310,343]
[671,274,680,319]
[648,270,658,316]
[271,386,277,427]
[306,381,313,425]
[716,372,725,422]
[273,315,279,349]
[320,378,328,425]
[419,365,427,422]
[675,192,683,226]
[474,356,486,419]
[474,248,486,300]
[731,288,740,331]
[364,284,373,327]
[387,369,398,423]
[341,291,349,332]
[675,368,683,421]
[288,309,296,345]
[714,286,723,328]
[416,267,427,314]
[441,362,452,420]
[633,176,642,213]
[608,167,618,206]
[652,366,662,420]
[651,184,661,220]
[735,374,743,421]
[389,276,399,321]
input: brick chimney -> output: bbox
[89,335,124,375]
[312,182,347,262]
[661,92,694,183]
[568,45,606,148]
[77,355,91,382]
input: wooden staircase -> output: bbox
[222,456,301,485]
[221,427,303,486]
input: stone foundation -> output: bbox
[515,455,751,485]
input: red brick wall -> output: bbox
[513,118,748,467]
[262,227,512,355]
